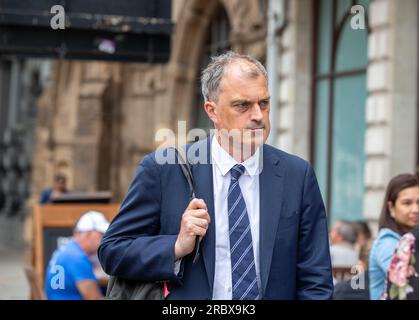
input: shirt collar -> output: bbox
[211,135,261,177]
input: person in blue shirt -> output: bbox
[38,174,68,204]
[45,211,110,300]
[369,174,419,299]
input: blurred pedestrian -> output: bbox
[38,173,68,204]
[369,173,419,299]
[329,220,358,268]
[45,211,109,300]
[353,220,372,253]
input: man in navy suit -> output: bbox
[98,51,333,300]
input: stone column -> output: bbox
[72,62,110,192]
[275,0,313,160]
[364,0,419,230]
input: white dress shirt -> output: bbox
[211,136,262,300]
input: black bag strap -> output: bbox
[171,147,201,264]
[173,147,195,200]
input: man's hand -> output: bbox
[174,198,210,259]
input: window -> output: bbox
[312,0,370,224]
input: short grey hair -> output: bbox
[337,220,357,245]
[201,51,268,103]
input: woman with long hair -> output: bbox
[369,173,419,299]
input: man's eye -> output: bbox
[260,101,269,109]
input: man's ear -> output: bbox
[204,101,218,124]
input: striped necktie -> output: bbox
[228,164,260,300]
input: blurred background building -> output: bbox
[0,0,418,257]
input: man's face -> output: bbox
[329,221,342,245]
[54,178,67,192]
[205,61,270,154]
[86,231,103,255]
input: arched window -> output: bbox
[312,0,370,224]
[192,4,231,133]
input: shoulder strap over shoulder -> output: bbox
[172,147,195,200]
[171,146,201,264]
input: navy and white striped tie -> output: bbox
[228,164,260,300]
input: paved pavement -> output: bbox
[0,245,29,299]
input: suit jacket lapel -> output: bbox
[259,145,283,296]
[188,137,215,294]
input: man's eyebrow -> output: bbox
[231,99,251,105]
[230,96,270,105]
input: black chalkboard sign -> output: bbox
[42,227,73,275]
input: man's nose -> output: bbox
[250,103,264,122]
